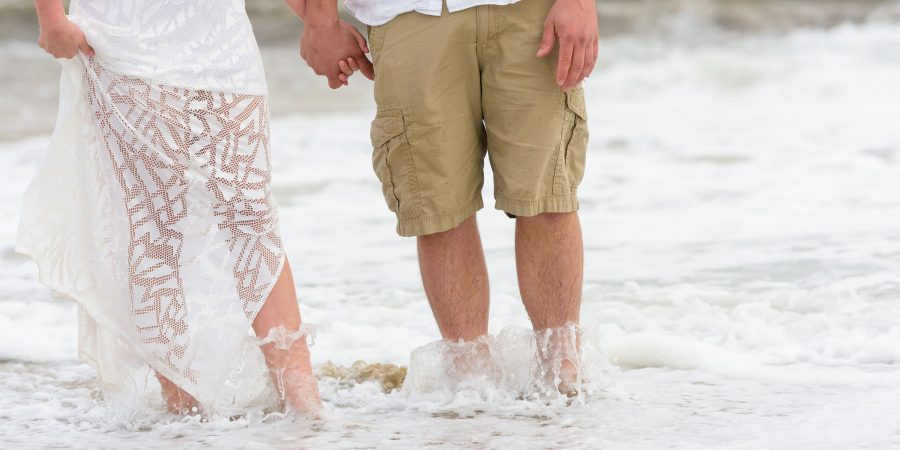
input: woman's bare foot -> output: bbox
[155,373,201,414]
[252,258,322,416]
[260,330,322,416]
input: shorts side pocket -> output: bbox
[553,88,589,195]
[566,87,589,190]
[371,109,421,217]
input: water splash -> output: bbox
[402,326,617,402]
[256,323,318,350]
[254,325,321,416]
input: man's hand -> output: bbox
[300,19,373,89]
[536,0,599,91]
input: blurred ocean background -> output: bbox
[1,0,900,448]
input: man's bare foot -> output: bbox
[444,336,496,387]
[556,358,582,398]
[535,325,583,398]
[156,373,201,414]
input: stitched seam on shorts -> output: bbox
[475,6,487,68]
[399,198,482,225]
[487,5,498,45]
[565,88,588,192]
[553,91,570,195]
[400,108,425,218]
[495,194,579,216]
[496,193,579,203]
[496,195,580,213]
[398,197,484,236]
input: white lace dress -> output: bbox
[17,0,283,412]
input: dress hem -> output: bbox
[15,241,288,414]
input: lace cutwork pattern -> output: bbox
[18,0,283,409]
[80,58,283,385]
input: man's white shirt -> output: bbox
[344,0,522,26]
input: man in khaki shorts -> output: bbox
[301,0,597,391]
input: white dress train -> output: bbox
[17,0,284,411]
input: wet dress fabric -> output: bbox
[17,0,283,410]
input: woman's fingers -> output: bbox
[338,57,361,85]
[338,60,353,76]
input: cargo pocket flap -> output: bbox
[371,113,405,148]
[566,89,587,121]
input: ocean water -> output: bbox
[2,20,900,449]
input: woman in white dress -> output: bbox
[20,0,357,416]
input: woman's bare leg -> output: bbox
[155,258,320,415]
[252,257,322,415]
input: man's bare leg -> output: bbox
[417,215,490,341]
[252,258,321,415]
[515,212,584,394]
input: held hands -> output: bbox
[38,17,94,59]
[537,0,599,91]
[300,20,373,89]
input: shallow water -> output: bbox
[2,19,900,449]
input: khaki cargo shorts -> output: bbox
[368,0,589,237]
